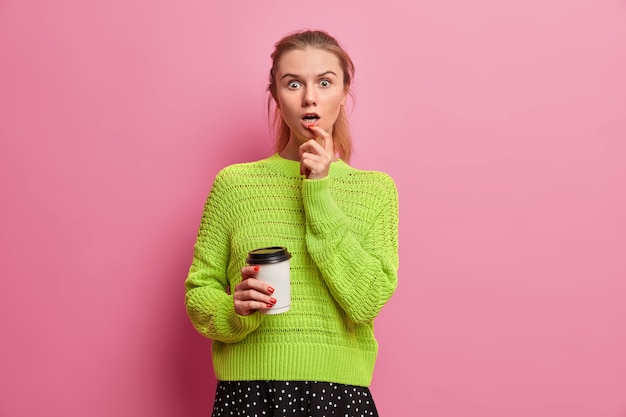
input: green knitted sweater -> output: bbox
[185,153,399,387]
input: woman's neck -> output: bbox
[279,136,303,161]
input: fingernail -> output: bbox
[253,266,259,272]
[270,297,277,304]
[268,286,275,293]
[266,303,273,308]
[307,124,314,129]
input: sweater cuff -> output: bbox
[301,177,347,235]
[229,308,263,334]
[213,298,263,342]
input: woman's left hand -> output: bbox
[299,124,335,180]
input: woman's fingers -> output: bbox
[241,265,259,280]
[234,267,277,316]
[308,124,334,155]
[235,274,274,294]
[299,125,334,179]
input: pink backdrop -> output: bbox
[1,1,625,416]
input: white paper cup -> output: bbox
[246,246,292,315]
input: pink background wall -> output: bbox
[1,1,625,416]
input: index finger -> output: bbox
[241,265,260,280]
[307,124,334,155]
[238,276,274,295]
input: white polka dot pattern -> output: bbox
[212,381,379,417]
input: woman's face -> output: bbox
[275,47,347,143]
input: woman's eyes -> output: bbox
[286,79,332,89]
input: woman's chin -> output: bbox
[294,131,314,142]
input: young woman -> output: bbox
[185,29,399,417]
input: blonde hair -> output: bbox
[267,30,355,163]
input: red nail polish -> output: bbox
[268,287,275,294]
[270,298,277,304]
[266,303,273,308]
[307,124,314,129]
[253,266,259,272]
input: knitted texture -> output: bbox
[185,153,399,387]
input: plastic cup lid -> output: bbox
[246,246,292,264]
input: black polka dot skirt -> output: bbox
[212,381,379,417]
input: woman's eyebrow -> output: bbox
[280,71,338,80]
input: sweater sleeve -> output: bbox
[184,171,263,343]
[302,172,399,323]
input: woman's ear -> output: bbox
[341,87,349,106]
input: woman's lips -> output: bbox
[302,114,320,124]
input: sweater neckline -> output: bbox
[263,153,351,178]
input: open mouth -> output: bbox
[302,114,320,124]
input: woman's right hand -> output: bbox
[233,266,276,316]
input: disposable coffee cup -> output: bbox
[246,246,292,315]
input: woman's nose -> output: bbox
[302,87,317,107]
